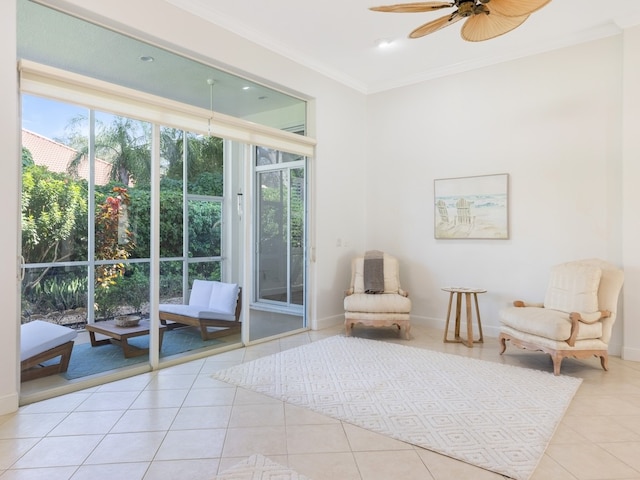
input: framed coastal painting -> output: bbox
[434,173,509,239]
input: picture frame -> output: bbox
[434,173,509,239]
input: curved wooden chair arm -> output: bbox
[569,310,611,325]
[513,300,525,307]
[345,288,354,297]
[399,289,409,297]
[567,310,611,346]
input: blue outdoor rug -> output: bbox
[61,327,232,379]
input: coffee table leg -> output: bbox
[88,330,111,347]
[119,335,149,358]
[158,328,165,352]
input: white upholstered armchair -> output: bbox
[499,259,624,375]
[344,252,411,339]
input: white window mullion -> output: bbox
[87,109,96,325]
[149,124,161,369]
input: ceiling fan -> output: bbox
[369,0,552,42]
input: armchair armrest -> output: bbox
[399,288,409,297]
[567,310,611,346]
[513,300,544,308]
[345,288,354,296]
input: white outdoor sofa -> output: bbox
[159,280,242,341]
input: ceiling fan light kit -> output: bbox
[370,0,552,42]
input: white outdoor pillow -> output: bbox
[209,281,240,315]
[189,279,213,307]
[544,263,601,314]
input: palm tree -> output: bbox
[65,115,151,186]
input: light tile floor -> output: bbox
[2,323,640,480]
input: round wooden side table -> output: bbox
[442,287,486,348]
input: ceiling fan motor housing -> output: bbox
[458,2,475,17]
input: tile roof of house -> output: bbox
[22,129,112,185]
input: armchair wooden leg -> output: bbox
[551,353,563,376]
[400,323,410,340]
[600,354,609,372]
[498,333,508,354]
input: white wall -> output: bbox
[0,0,20,415]
[366,36,628,350]
[622,25,640,361]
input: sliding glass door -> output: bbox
[251,147,306,341]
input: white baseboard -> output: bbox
[316,314,506,339]
[0,391,19,415]
[313,314,343,331]
[622,346,640,362]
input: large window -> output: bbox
[21,94,231,374]
[21,98,156,326]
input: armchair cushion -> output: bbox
[543,263,601,314]
[344,292,412,314]
[500,306,602,341]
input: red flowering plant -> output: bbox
[94,187,136,318]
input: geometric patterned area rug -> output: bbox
[212,336,582,480]
[213,454,311,479]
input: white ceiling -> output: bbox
[166,0,640,94]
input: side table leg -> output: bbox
[473,292,484,343]
[443,292,454,342]
[454,292,462,340]
[464,292,473,348]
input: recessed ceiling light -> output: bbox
[139,55,154,62]
[242,86,251,91]
[375,39,394,49]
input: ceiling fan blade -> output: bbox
[410,12,462,38]
[460,11,528,42]
[485,0,551,17]
[370,2,453,13]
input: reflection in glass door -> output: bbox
[252,147,306,341]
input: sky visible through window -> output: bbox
[22,95,119,144]
[22,95,87,140]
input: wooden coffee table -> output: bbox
[85,319,166,358]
